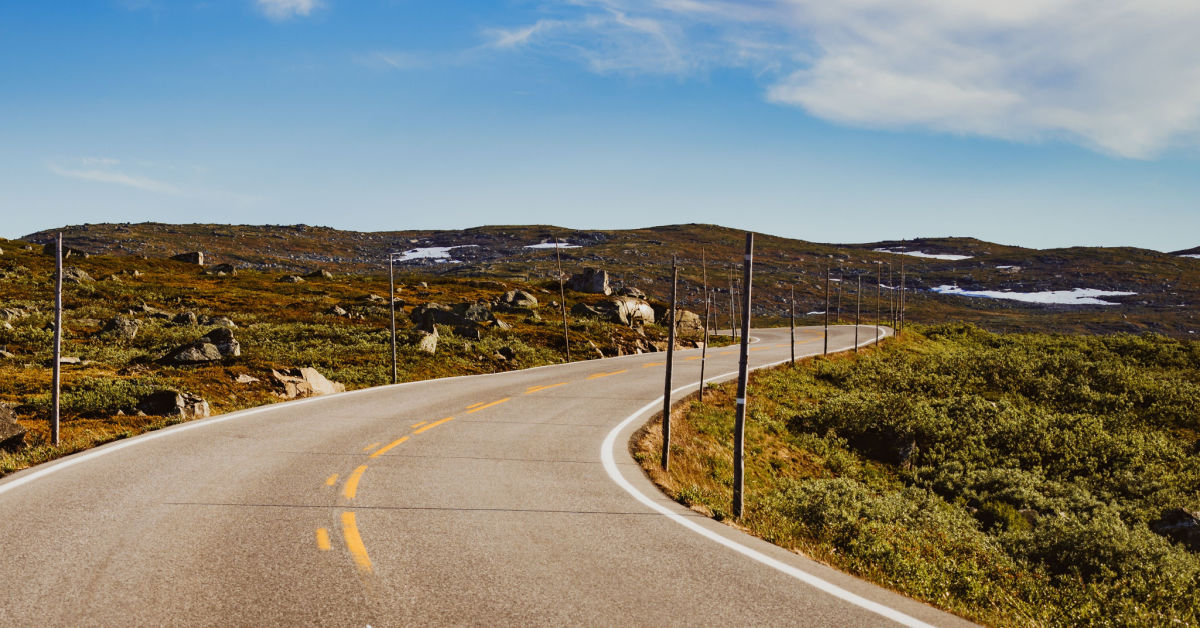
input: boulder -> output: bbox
[0,349,15,359]
[455,325,483,340]
[616,286,646,299]
[305,268,334,279]
[42,243,89,259]
[567,268,611,295]
[672,309,703,333]
[198,315,236,328]
[414,329,438,354]
[1151,509,1200,552]
[233,373,260,384]
[0,307,29,322]
[102,316,140,340]
[172,311,198,326]
[500,290,538,309]
[0,403,26,452]
[203,263,237,276]
[62,266,93,284]
[271,367,346,399]
[496,346,516,361]
[456,302,495,323]
[614,297,655,327]
[325,305,349,317]
[136,391,211,419]
[160,327,241,364]
[171,251,204,265]
[366,294,387,303]
[277,275,305,283]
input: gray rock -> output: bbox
[136,391,211,419]
[43,243,89,259]
[172,311,198,326]
[198,315,236,328]
[61,266,93,284]
[0,307,29,322]
[277,275,305,283]
[493,317,512,331]
[305,268,334,279]
[234,373,260,384]
[616,286,646,299]
[1151,509,1200,552]
[501,290,539,309]
[414,329,438,354]
[271,367,346,399]
[0,403,27,452]
[455,325,483,340]
[496,346,516,361]
[568,268,611,295]
[171,251,205,265]
[325,305,349,317]
[0,349,15,359]
[204,263,237,276]
[102,316,140,340]
[456,302,495,323]
[161,327,241,364]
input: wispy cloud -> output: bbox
[255,0,322,21]
[486,0,1200,159]
[50,159,181,195]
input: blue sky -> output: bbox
[2,0,1198,250]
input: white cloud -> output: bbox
[50,161,181,195]
[255,0,321,21]
[490,0,1200,158]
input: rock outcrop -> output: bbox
[0,403,26,452]
[568,268,611,295]
[43,243,89,259]
[102,315,140,340]
[160,327,241,364]
[171,251,205,265]
[500,290,538,309]
[203,263,237,276]
[277,275,305,283]
[62,266,93,284]
[572,296,655,328]
[136,391,211,419]
[305,268,334,279]
[271,367,346,398]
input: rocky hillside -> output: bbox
[21,223,1200,337]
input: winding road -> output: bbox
[0,325,973,627]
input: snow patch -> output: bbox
[996,265,1018,269]
[932,285,1135,306]
[525,241,581,249]
[875,248,972,261]
[1180,254,1200,259]
[394,245,477,263]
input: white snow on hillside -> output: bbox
[875,248,972,261]
[1180,254,1200,259]
[525,241,581,249]
[932,285,1135,305]
[395,245,477,262]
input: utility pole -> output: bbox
[876,262,882,345]
[789,285,796,365]
[732,232,753,519]
[700,251,710,402]
[51,232,62,446]
[823,262,830,356]
[388,253,398,384]
[900,263,907,336]
[554,237,571,362]
[661,256,678,471]
[836,273,843,324]
[854,274,861,354]
[728,266,736,339]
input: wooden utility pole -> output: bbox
[699,252,710,402]
[661,256,678,471]
[854,274,861,354]
[554,237,571,362]
[51,232,62,446]
[732,233,754,519]
[823,263,830,356]
[900,264,907,336]
[728,266,736,339]
[836,274,843,324]
[789,286,796,364]
[388,253,398,384]
[876,262,882,345]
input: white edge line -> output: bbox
[600,328,937,628]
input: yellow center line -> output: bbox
[750,347,770,352]
[684,356,701,361]
[465,401,486,410]
[465,398,510,414]
[341,511,373,573]
[324,473,339,486]
[411,420,427,428]
[587,369,629,379]
[414,416,454,434]
[525,382,567,394]
[343,465,368,500]
[718,351,735,355]
[641,362,665,368]
[362,442,381,451]
[369,436,409,459]
[315,528,331,551]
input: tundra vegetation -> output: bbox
[0,238,712,476]
[636,324,1200,626]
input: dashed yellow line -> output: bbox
[684,356,701,361]
[362,442,381,451]
[465,401,486,410]
[315,528,331,551]
[324,473,339,486]
[641,362,665,368]
[414,416,454,434]
[369,436,409,459]
[466,398,510,414]
[525,382,566,394]
[718,351,735,355]
[587,369,628,380]
[343,465,368,500]
[411,420,427,428]
[750,347,770,352]
[341,511,372,573]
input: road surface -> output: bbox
[0,325,973,627]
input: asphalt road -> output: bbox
[0,325,974,627]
